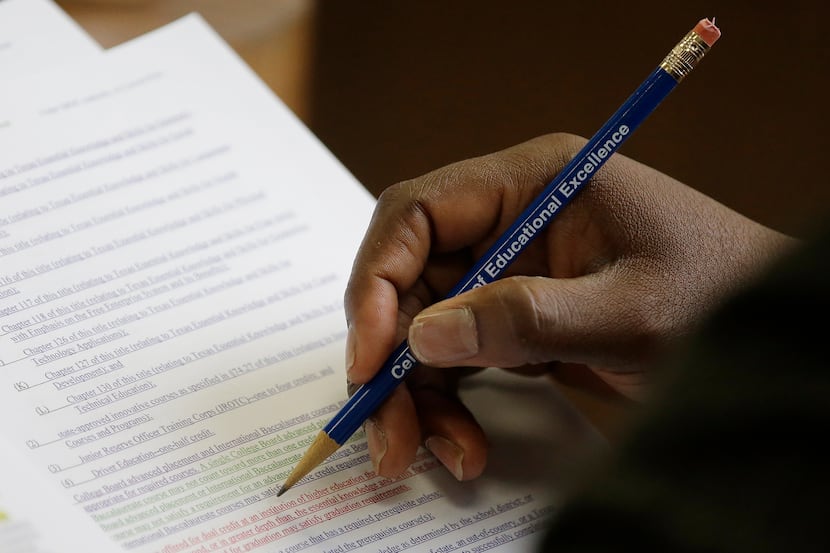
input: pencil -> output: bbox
[277,17,721,496]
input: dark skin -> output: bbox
[343,133,795,481]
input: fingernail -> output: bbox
[425,436,464,481]
[364,418,386,475]
[409,307,478,364]
[346,379,360,397]
[345,323,356,379]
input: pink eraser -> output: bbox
[693,18,721,46]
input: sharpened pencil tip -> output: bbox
[278,431,341,499]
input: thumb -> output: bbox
[407,274,651,372]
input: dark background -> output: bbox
[308,1,828,237]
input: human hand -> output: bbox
[343,133,795,481]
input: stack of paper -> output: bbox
[0,2,604,552]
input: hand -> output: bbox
[343,133,795,481]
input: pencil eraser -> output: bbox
[693,18,721,46]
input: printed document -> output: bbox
[0,0,100,79]
[0,14,603,553]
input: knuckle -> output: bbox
[497,133,590,188]
[498,276,559,364]
[375,179,415,209]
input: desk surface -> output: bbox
[58,0,316,122]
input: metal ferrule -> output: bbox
[659,31,711,81]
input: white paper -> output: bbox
[0,0,100,79]
[0,14,604,553]
[0,433,119,552]
[1,1,103,549]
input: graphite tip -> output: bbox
[275,431,340,498]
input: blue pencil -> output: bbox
[278,18,721,495]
